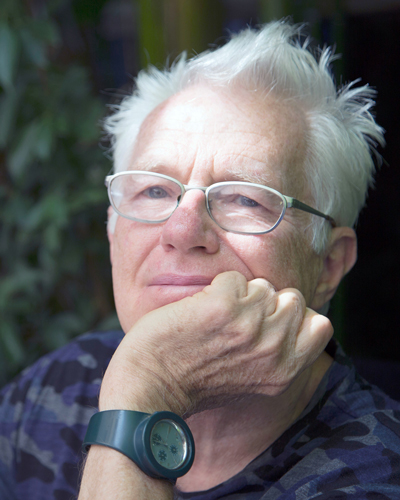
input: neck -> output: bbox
[177,351,332,492]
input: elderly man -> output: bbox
[1,20,400,500]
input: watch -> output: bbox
[82,410,195,481]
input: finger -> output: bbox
[203,271,249,298]
[246,278,277,315]
[295,308,334,365]
[272,288,307,331]
[275,288,307,313]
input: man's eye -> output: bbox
[238,196,259,208]
[144,186,169,198]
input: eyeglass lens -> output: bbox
[110,173,182,222]
[109,173,285,233]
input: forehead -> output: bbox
[130,85,308,193]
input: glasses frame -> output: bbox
[105,170,336,235]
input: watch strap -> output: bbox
[83,409,149,459]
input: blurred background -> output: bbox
[1,0,400,386]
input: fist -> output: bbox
[100,271,333,416]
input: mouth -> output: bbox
[146,274,214,306]
[149,274,213,287]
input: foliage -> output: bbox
[0,0,118,385]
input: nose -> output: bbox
[160,188,220,254]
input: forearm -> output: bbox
[78,348,185,499]
[79,445,174,500]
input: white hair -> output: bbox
[104,20,385,253]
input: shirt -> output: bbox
[1,331,400,499]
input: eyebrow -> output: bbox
[129,161,168,173]
[225,164,278,187]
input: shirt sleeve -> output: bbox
[0,330,122,500]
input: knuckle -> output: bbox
[311,313,334,340]
[252,278,276,293]
[246,279,277,315]
[278,289,305,314]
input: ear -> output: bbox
[310,227,357,311]
[107,205,115,266]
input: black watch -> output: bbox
[82,410,195,481]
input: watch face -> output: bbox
[150,419,188,470]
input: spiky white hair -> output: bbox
[104,20,385,253]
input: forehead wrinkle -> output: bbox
[220,133,286,189]
[131,139,212,185]
[130,130,198,173]
[129,84,308,197]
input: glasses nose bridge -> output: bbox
[175,184,211,218]
[182,185,208,195]
[179,184,208,205]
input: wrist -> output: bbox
[79,445,175,499]
[98,353,192,416]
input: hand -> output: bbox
[99,271,333,416]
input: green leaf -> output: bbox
[0,23,19,89]
[68,188,107,213]
[0,267,44,310]
[27,18,60,46]
[0,321,24,367]
[0,87,19,147]
[43,224,62,253]
[55,114,69,135]
[20,28,47,68]
[42,312,87,350]
[75,101,104,142]
[35,117,54,160]
[8,121,41,179]
[24,191,68,231]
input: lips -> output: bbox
[149,274,213,287]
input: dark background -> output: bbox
[1,0,399,385]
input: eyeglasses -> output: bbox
[105,171,336,235]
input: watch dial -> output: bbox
[150,419,188,470]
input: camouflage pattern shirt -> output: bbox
[0,331,400,499]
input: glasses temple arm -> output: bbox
[286,197,337,227]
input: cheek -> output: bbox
[111,219,162,326]
[223,232,293,287]
[112,218,161,267]
[270,230,322,303]
[225,230,317,298]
